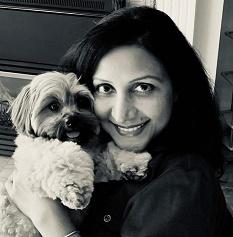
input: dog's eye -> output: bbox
[48,102,60,112]
[76,96,92,112]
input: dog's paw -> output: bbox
[60,182,94,210]
[106,142,152,181]
[122,166,146,181]
[120,162,149,181]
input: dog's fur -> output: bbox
[0,72,152,237]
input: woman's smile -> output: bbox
[93,45,173,152]
[112,121,149,136]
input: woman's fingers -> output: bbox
[4,171,76,236]
[5,173,14,198]
[4,171,37,218]
[5,171,22,198]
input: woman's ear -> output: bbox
[9,85,33,135]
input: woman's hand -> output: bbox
[5,171,77,237]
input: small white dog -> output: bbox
[0,72,152,237]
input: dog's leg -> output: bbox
[21,140,95,210]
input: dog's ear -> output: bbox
[9,84,34,136]
[77,85,95,112]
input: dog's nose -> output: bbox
[65,116,77,129]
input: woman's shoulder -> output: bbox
[134,152,221,205]
[121,152,233,237]
[148,151,216,180]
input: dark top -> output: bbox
[79,152,233,237]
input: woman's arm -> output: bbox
[5,172,79,237]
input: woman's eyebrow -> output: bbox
[93,77,108,82]
[93,75,162,83]
[130,75,162,83]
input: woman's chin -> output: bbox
[114,140,147,153]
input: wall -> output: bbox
[156,0,196,45]
[193,0,224,84]
[126,0,155,7]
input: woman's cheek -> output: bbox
[94,98,109,120]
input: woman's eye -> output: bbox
[48,102,60,112]
[95,84,114,95]
[133,83,154,94]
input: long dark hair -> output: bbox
[59,6,223,173]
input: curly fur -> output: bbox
[0,134,94,236]
[14,135,94,209]
[95,141,152,182]
[0,136,152,237]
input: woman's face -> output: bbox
[93,45,173,152]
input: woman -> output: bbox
[6,6,233,237]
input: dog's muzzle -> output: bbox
[64,116,81,139]
[57,113,99,145]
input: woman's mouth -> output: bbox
[113,121,149,136]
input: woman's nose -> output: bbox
[110,95,137,124]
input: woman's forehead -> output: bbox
[93,45,170,84]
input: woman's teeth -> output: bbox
[118,124,143,132]
[115,123,146,136]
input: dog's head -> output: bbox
[10,71,99,145]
